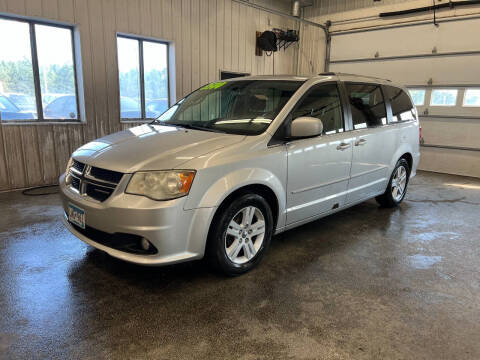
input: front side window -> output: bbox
[0,17,79,122]
[430,89,458,106]
[463,89,480,107]
[385,86,416,123]
[346,83,387,129]
[291,83,344,134]
[408,89,426,106]
[117,35,169,120]
[155,80,303,135]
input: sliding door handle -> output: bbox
[336,142,351,151]
[355,138,367,146]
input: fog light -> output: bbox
[140,238,150,250]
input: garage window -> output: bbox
[463,89,480,107]
[430,89,458,106]
[408,89,426,106]
[345,83,387,129]
[117,35,169,121]
[0,16,80,122]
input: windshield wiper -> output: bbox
[150,120,177,126]
[166,123,226,133]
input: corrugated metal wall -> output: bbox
[0,0,298,191]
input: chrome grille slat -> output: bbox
[68,160,123,202]
[72,160,85,173]
[87,166,123,184]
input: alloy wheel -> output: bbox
[224,206,266,265]
[391,165,407,202]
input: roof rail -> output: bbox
[335,72,392,82]
[318,72,391,82]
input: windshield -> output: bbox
[155,80,303,135]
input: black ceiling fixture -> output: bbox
[379,0,480,17]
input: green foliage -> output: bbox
[40,64,75,94]
[0,58,169,101]
[119,68,168,100]
[0,58,75,95]
[0,58,35,95]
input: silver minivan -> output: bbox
[60,73,420,275]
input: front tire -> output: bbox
[376,158,410,208]
[206,193,273,276]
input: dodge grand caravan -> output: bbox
[60,73,420,275]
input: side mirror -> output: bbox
[290,116,323,138]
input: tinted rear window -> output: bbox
[384,86,416,123]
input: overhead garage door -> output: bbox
[329,17,480,177]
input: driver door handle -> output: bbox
[336,142,351,151]
[355,138,367,146]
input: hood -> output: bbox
[72,124,245,173]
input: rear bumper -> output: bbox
[59,174,216,266]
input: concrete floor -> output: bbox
[0,171,479,360]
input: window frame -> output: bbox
[462,88,480,107]
[116,33,171,122]
[278,81,348,140]
[430,88,459,107]
[0,14,81,124]
[343,81,388,130]
[383,85,416,124]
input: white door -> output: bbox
[343,82,393,204]
[286,83,353,225]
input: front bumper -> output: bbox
[59,174,215,266]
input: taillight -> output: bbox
[419,126,422,143]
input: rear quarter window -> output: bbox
[384,86,416,123]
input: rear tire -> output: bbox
[206,193,273,276]
[376,158,410,208]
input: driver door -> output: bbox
[286,82,353,225]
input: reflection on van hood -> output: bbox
[72,124,245,173]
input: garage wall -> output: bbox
[305,0,480,177]
[305,0,414,15]
[297,21,326,75]
[0,0,298,191]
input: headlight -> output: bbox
[126,170,196,200]
[65,157,73,185]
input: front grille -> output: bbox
[89,166,123,184]
[69,220,158,255]
[68,160,123,202]
[85,182,114,202]
[72,160,85,173]
[71,174,81,191]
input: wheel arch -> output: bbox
[390,142,415,173]
[399,152,413,172]
[212,183,280,230]
[187,167,286,226]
